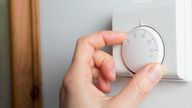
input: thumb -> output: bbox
[109,63,165,108]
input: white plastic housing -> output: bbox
[113,0,192,81]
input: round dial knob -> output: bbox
[121,26,165,74]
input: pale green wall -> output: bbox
[0,0,12,107]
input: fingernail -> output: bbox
[136,64,165,93]
[147,64,165,82]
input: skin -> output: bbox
[60,31,165,108]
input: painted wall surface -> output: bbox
[40,0,192,108]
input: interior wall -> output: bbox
[40,0,192,108]
[0,0,12,108]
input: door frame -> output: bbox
[9,0,42,108]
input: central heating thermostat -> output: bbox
[113,0,192,81]
[122,25,165,74]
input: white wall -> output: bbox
[40,0,192,108]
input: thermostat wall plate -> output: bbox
[112,0,192,82]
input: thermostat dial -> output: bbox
[121,26,165,73]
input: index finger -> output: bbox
[73,31,126,64]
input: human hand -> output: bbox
[60,31,165,108]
